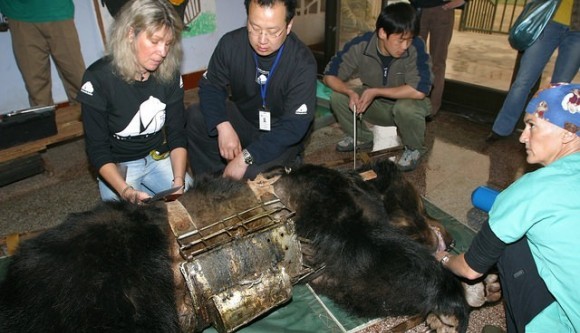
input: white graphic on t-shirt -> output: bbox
[81,81,94,96]
[295,104,308,115]
[116,96,166,137]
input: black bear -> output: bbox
[270,161,470,332]
[0,202,180,333]
[0,160,475,332]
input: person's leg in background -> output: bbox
[491,21,565,137]
[353,97,395,140]
[8,19,53,107]
[46,19,86,104]
[187,100,273,178]
[141,155,193,193]
[329,88,374,150]
[186,103,225,176]
[549,28,580,83]
[360,97,430,171]
[496,237,555,333]
[419,6,454,118]
[391,98,430,155]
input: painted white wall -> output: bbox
[292,13,325,46]
[0,0,246,114]
[292,0,325,46]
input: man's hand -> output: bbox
[355,88,379,114]
[348,92,363,114]
[216,122,241,161]
[323,75,366,114]
[223,153,248,180]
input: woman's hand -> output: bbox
[120,185,151,204]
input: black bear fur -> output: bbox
[0,160,469,332]
[271,161,470,332]
[0,202,179,333]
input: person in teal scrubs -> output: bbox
[436,83,580,332]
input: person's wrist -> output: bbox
[120,185,134,201]
[216,121,232,134]
[120,185,141,204]
[172,176,185,188]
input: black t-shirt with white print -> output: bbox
[77,57,186,171]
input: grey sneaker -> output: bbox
[397,147,422,171]
[336,136,373,152]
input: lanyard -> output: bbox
[253,44,285,109]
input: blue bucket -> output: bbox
[471,186,500,213]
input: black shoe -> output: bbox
[485,132,505,143]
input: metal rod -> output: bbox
[352,105,357,170]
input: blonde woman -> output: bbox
[78,0,192,204]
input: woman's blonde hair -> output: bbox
[107,0,183,84]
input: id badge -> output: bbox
[259,107,271,131]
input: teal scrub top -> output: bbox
[489,153,580,332]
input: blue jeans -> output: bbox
[98,154,193,201]
[492,21,580,136]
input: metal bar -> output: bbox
[176,199,295,258]
[460,0,520,34]
[352,104,357,170]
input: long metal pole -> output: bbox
[353,105,357,170]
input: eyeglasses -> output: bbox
[247,24,286,39]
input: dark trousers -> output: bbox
[9,19,85,107]
[186,101,303,180]
[497,237,555,333]
[418,5,454,116]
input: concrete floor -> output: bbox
[447,29,580,91]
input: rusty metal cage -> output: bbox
[166,198,307,332]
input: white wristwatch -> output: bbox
[440,254,450,266]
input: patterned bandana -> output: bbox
[525,83,580,136]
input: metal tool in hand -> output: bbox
[143,185,183,203]
[352,105,362,170]
[353,105,357,169]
